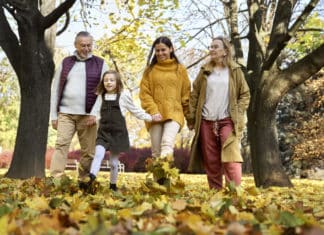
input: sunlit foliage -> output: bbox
[0,170,323,234]
[286,13,324,61]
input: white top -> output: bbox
[50,52,109,120]
[202,67,230,120]
[100,90,152,122]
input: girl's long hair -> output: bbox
[96,70,124,95]
[209,36,234,69]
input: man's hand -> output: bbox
[86,115,97,126]
[52,120,58,130]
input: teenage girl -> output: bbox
[139,36,191,161]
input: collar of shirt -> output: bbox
[73,51,93,61]
[104,93,117,101]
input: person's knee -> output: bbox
[55,140,71,149]
[55,135,73,147]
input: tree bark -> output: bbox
[1,0,76,179]
[5,17,54,179]
[247,75,293,187]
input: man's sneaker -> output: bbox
[78,181,88,190]
[157,177,167,185]
[109,183,118,191]
[79,173,96,192]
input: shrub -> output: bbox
[0,151,12,168]
[120,147,193,173]
[173,148,191,173]
[1,146,194,173]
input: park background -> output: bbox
[0,0,323,234]
[0,0,323,179]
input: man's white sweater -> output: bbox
[50,53,108,121]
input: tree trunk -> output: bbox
[248,87,293,187]
[6,32,54,179]
[1,0,75,179]
[241,134,252,173]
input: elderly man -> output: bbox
[50,31,108,184]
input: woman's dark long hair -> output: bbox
[146,36,180,68]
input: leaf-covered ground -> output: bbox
[0,170,323,235]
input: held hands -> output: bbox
[187,124,194,130]
[152,113,163,122]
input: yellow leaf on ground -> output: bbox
[25,196,48,211]
[117,208,132,219]
[0,215,8,235]
[69,210,87,222]
[171,199,187,211]
[153,198,166,210]
[105,197,117,206]
[132,202,153,216]
[186,214,213,235]
[238,211,256,221]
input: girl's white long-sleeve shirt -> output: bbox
[100,90,152,122]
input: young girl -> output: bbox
[139,36,191,161]
[83,70,154,191]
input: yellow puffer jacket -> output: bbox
[139,58,191,130]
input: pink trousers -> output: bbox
[200,118,242,189]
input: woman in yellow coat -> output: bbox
[139,36,191,161]
[187,36,250,189]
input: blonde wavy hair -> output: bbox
[209,36,234,69]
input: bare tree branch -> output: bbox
[42,0,76,30]
[107,49,120,73]
[2,2,15,16]
[265,0,293,64]
[56,12,70,36]
[79,0,90,29]
[246,0,266,79]
[3,0,28,12]
[223,0,244,64]
[275,43,324,95]
[264,0,319,70]
[289,0,320,35]
[0,5,20,75]
[298,28,323,32]
[185,17,228,45]
[186,54,209,69]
